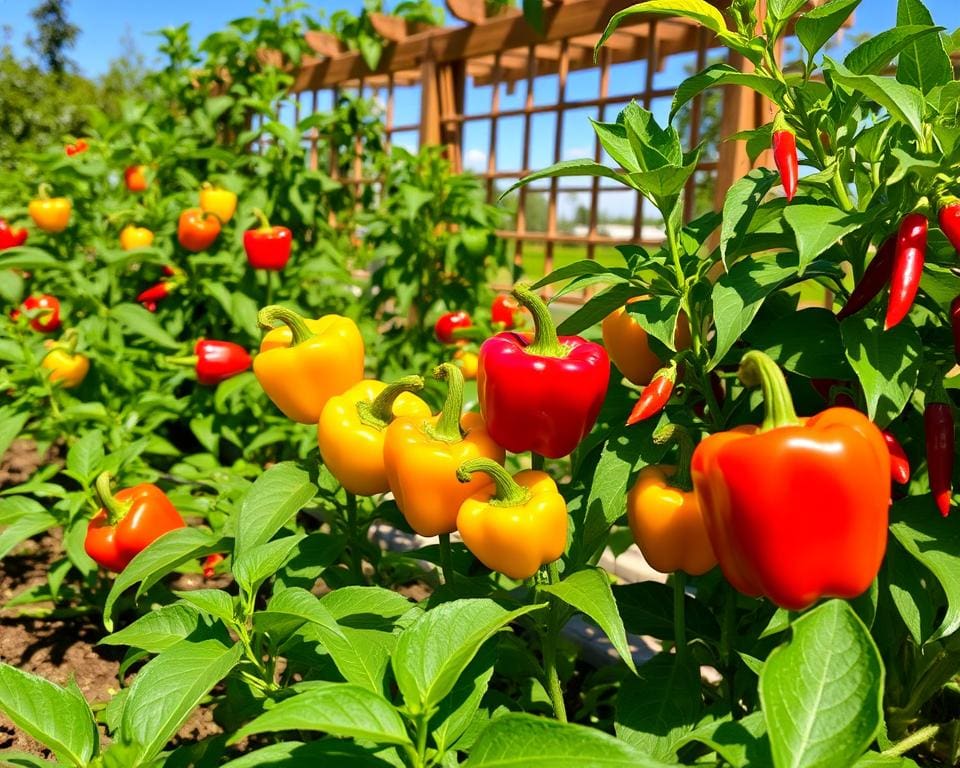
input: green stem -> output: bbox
[881,723,941,758]
[737,350,799,431]
[531,451,544,471]
[94,472,131,526]
[652,424,695,490]
[665,219,686,290]
[251,207,272,231]
[345,491,365,582]
[456,458,529,506]
[721,585,738,719]
[357,375,425,429]
[512,284,567,358]
[673,571,688,661]
[265,269,274,307]
[543,560,567,722]
[257,304,314,345]
[438,532,455,588]
[425,363,465,442]
[164,354,199,369]
[415,711,430,766]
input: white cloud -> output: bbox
[562,145,592,160]
[464,148,487,171]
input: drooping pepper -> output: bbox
[691,350,890,611]
[384,364,505,536]
[202,553,224,579]
[951,295,960,366]
[885,213,927,330]
[455,457,567,580]
[14,294,61,333]
[244,209,292,271]
[166,340,252,386]
[883,430,910,486]
[124,165,148,193]
[253,305,365,424]
[0,219,27,250]
[836,236,895,320]
[120,225,154,251]
[491,294,522,330]
[627,362,676,425]
[84,472,185,572]
[925,399,954,517]
[318,376,430,496]
[138,282,175,309]
[28,185,71,233]
[772,115,798,202]
[601,301,690,386]
[478,284,610,458]
[939,200,960,254]
[199,183,237,223]
[64,139,87,157]
[41,331,89,389]
[178,208,221,252]
[435,311,472,344]
[627,425,716,576]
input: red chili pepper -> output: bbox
[137,282,174,305]
[772,124,798,202]
[939,201,960,253]
[84,472,185,572]
[13,294,61,333]
[243,209,292,271]
[202,553,224,579]
[952,295,960,366]
[837,237,895,320]
[166,340,252,385]
[885,213,927,331]
[883,430,910,486]
[0,219,28,250]
[64,139,88,157]
[477,284,610,458]
[925,401,954,517]
[627,363,676,425]
[491,294,522,329]
[162,264,183,277]
[143,301,158,313]
[435,310,472,344]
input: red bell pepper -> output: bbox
[939,201,960,254]
[627,363,676,425]
[477,284,610,458]
[84,472,185,572]
[772,115,798,202]
[166,339,252,385]
[244,209,292,270]
[837,237,895,320]
[885,213,927,330]
[925,400,954,517]
[491,294,522,329]
[435,310,472,344]
[13,294,61,333]
[0,219,27,250]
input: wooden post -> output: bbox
[420,46,442,148]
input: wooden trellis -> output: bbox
[289,0,843,292]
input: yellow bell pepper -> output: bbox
[120,225,154,251]
[253,305,365,424]
[199,183,237,223]
[384,364,504,537]
[41,332,89,389]
[28,184,71,234]
[454,349,478,380]
[456,459,567,580]
[627,426,716,575]
[319,376,431,496]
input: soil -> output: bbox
[0,439,56,489]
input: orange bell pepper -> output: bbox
[602,300,691,386]
[178,208,221,252]
[384,364,505,536]
[28,184,71,233]
[456,458,567,580]
[254,304,365,424]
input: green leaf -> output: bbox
[120,638,242,765]
[783,205,866,275]
[795,0,861,59]
[614,581,721,643]
[746,307,852,379]
[220,741,395,768]
[0,664,98,767]
[841,317,921,426]
[0,508,57,560]
[174,589,237,625]
[500,159,630,200]
[769,0,807,21]
[895,0,951,94]
[886,537,936,645]
[65,430,104,485]
[233,534,305,598]
[624,296,683,352]
[541,567,636,673]
[589,119,640,172]
[392,599,542,714]
[465,713,670,767]
[629,159,699,201]
[760,600,883,768]
[0,410,28,460]
[843,25,943,75]
[530,259,624,290]
[233,462,316,561]
[230,683,411,746]
[556,282,644,336]
[430,646,496,754]
[0,248,60,271]
[109,303,181,349]
[320,585,416,625]
[100,604,205,653]
[720,168,779,268]
[674,711,772,768]
[614,652,701,759]
[671,64,784,121]
[596,0,738,59]
[890,495,960,640]
[827,60,925,140]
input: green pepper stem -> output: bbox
[95,471,132,526]
[512,284,568,358]
[737,350,799,431]
[357,375,425,429]
[426,363,465,442]
[257,305,315,346]
[457,458,530,506]
[251,207,272,232]
[37,182,52,200]
[163,354,199,370]
[653,424,694,491]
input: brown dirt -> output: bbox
[0,439,52,488]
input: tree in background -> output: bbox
[27,0,79,76]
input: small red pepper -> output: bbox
[243,209,292,271]
[925,400,954,517]
[64,139,88,157]
[0,219,28,250]
[435,310,472,344]
[202,553,224,579]
[124,165,148,193]
[938,201,960,254]
[883,430,910,486]
[166,340,252,385]
[772,116,798,202]
[627,363,676,425]
[478,284,610,458]
[84,472,185,572]
[491,294,522,329]
[951,295,960,366]
[143,301,158,313]
[885,213,927,331]
[837,237,895,320]
[13,294,61,333]
[138,282,174,306]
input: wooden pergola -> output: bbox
[288,0,837,282]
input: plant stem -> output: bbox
[438,532,454,588]
[542,560,567,723]
[531,451,544,471]
[415,711,430,766]
[345,491,365,582]
[721,585,738,718]
[882,723,941,758]
[673,571,688,661]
